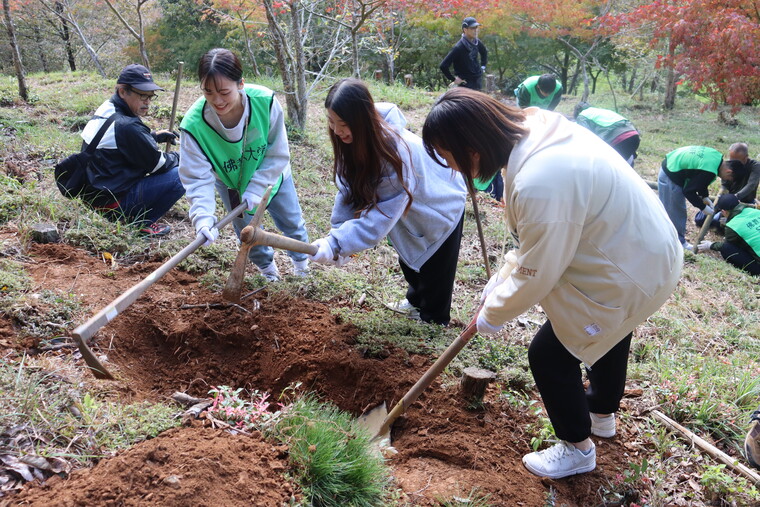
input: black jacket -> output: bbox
[81,93,179,205]
[439,37,488,83]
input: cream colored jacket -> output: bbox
[482,108,682,365]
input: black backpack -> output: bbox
[54,116,115,199]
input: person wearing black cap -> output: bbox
[79,63,185,236]
[696,193,760,276]
[439,16,488,91]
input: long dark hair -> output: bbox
[325,78,411,216]
[422,87,527,184]
[197,48,243,89]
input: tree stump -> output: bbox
[30,223,59,244]
[460,367,496,402]
[374,69,383,81]
[404,74,413,88]
[486,74,495,93]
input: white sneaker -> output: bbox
[258,262,280,282]
[522,441,596,479]
[292,259,310,277]
[683,242,694,252]
[392,299,420,320]
[590,413,616,438]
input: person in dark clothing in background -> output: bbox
[81,64,184,236]
[439,17,488,91]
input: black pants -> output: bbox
[613,135,640,166]
[398,213,464,325]
[720,242,760,276]
[528,320,632,443]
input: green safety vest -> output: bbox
[727,207,760,256]
[665,146,722,175]
[578,107,626,127]
[180,84,282,209]
[515,76,560,109]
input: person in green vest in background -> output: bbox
[696,194,760,276]
[657,145,740,250]
[574,102,640,167]
[514,73,563,111]
[179,48,310,282]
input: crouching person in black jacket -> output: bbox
[81,64,185,236]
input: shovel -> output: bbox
[222,186,317,303]
[71,201,248,379]
[358,308,481,442]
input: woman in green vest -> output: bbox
[697,194,760,276]
[179,48,309,282]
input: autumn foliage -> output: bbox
[602,0,760,108]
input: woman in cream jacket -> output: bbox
[422,88,682,479]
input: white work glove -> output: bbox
[719,213,727,227]
[242,190,261,212]
[481,250,518,303]
[476,312,504,335]
[198,226,218,247]
[309,238,339,265]
[702,205,714,216]
[697,240,714,253]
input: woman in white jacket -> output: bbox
[308,79,467,325]
[422,88,682,479]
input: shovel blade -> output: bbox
[357,402,390,442]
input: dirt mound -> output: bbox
[9,426,295,506]
[4,240,634,505]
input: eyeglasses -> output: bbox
[130,88,156,101]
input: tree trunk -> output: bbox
[34,25,49,72]
[460,367,496,402]
[240,20,260,77]
[3,0,28,101]
[70,19,107,77]
[56,1,76,71]
[663,43,677,109]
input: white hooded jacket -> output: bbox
[482,108,682,365]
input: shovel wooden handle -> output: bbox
[165,61,183,152]
[373,309,481,439]
[72,202,247,378]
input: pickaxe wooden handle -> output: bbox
[222,186,317,303]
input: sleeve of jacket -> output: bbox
[242,95,290,203]
[682,170,715,208]
[547,84,563,111]
[327,143,414,256]
[481,216,583,327]
[735,161,760,201]
[515,84,530,108]
[178,134,218,232]
[439,47,457,81]
[478,42,488,68]
[116,120,167,175]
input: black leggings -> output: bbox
[398,213,464,325]
[528,320,632,443]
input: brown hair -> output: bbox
[422,87,527,184]
[325,78,411,216]
[197,48,243,90]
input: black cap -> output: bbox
[117,64,164,92]
[715,193,740,212]
[462,17,481,29]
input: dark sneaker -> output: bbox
[139,222,171,237]
[746,409,760,470]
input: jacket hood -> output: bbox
[504,108,573,187]
[376,102,407,131]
